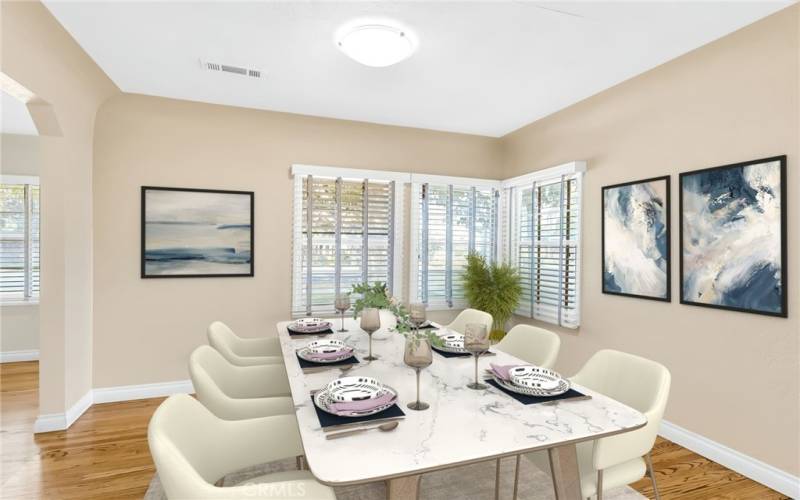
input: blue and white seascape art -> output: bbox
[680,156,786,317]
[602,176,670,301]
[142,187,254,278]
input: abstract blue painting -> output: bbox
[680,156,786,317]
[603,176,670,301]
[141,187,253,278]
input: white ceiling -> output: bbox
[1,91,38,136]
[43,1,793,137]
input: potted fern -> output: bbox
[462,252,522,342]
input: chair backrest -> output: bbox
[446,308,493,335]
[572,349,671,470]
[189,345,247,412]
[148,394,228,498]
[495,324,561,368]
[208,320,244,360]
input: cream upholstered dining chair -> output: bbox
[525,349,671,500]
[444,308,493,335]
[494,324,561,369]
[149,394,336,500]
[208,321,283,366]
[189,345,293,420]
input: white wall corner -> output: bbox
[33,390,92,434]
[0,349,39,363]
[660,420,800,498]
[92,379,194,404]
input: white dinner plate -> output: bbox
[314,383,398,418]
[490,372,570,397]
[306,339,347,354]
[296,342,355,364]
[290,318,332,333]
[326,376,386,402]
[509,366,564,391]
[433,332,469,354]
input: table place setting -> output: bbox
[296,338,360,373]
[484,363,590,405]
[311,376,406,432]
[287,317,335,336]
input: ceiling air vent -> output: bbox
[200,59,263,79]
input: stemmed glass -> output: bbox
[360,308,381,361]
[334,293,350,333]
[409,303,427,334]
[404,336,432,411]
[464,323,490,390]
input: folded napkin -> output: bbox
[490,363,520,381]
[329,392,396,413]
[307,347,354,361]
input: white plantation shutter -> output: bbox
[412,176,500,309]
[505,165,583,328]
[291,166,404,317]
[0,179,40,301]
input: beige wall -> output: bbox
[501,6,799,476]
[0,134,43,353]
[92,94,501,388]
[1,2,118,413]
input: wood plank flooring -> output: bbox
[0,361,789,499]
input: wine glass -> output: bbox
[409,303,427,333]
[464,323,490,390]
[334,293,350,332]
[404,337,432,411]
[360,308,381,361]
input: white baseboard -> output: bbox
[92,379,194,404]
[33,390,92,433]
[660,420,800,498]
[0,349,39,363]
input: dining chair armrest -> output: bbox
[592,408,658,471]
[237,336,282,357]
[228,363,291,398]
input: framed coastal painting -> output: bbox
[680,156,787,317]
[602,176,671,301]
[141,186,254,278]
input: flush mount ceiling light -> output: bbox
[336,24,416,67]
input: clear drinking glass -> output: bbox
[334,293,350,332]
[464,323,490,390]
[360,307,381,361]
[409,303,427,333]
[404,337,432,411]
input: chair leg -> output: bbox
[512,455,520,500]
[645,452,661,500]
[495,458,501,500]
[596,469,603,500]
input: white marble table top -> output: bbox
[277,319,647,486]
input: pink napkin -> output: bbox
[307,347,354,361]
[329,392,397,413]
[490,363,521,381]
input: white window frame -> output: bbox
[290,165,407,317]
[0,175,40,304]
[408,174,502,311]
[501,161,586,328]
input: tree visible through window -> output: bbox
[0,180,40,301]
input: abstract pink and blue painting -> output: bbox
[602,176,670,301]
[680,156,786,317]
[141,187,253,278]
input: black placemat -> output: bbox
[432,347,494,358]
[296,352,359,369]
[288,327,334,336]
[485,378,588,405]
[311,395,405,428]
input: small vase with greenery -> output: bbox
[462,252,523,342]
[351,282,442,347]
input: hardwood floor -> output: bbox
[0,361,789,499]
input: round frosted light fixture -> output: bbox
[337,24,415,67]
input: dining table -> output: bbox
[276,318,647,500]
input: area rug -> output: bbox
[145,455,645,499]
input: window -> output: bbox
[0,176,40,302]
[504,163,584,328]
[410,175,500,309]
[291,166,405,317]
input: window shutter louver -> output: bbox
[292,173,398,317]
[0,181,40,301]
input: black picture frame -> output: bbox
[679,156,787,317]
[141,186,254,279]
[602,175,671,302]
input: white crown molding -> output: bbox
[0,349,39,363]
[33,390,92,433]
[660,420,800,498]
[92,379,194,404]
